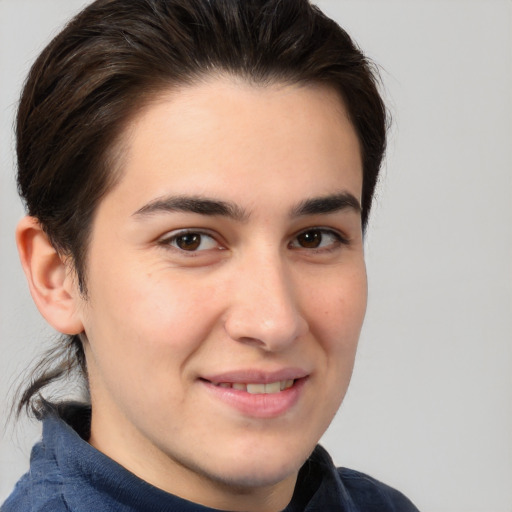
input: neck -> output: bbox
[88,397,298,512]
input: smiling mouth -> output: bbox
[202,376,306,417]
[212,380,295,394]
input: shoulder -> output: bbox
[303,446,419,512]
[1,470,69,512]
[337,466,420,512]
[1,409,82,512]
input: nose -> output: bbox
[223,254,308,352]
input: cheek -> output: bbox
[90,256,216,331]
[81,272,225,421]
[305,264,367,350]
[82,260,224,386]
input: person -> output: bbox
[1,0,419,511]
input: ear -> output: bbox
[16,216,84,335]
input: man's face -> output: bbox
[77,78,367,509]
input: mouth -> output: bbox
[211,379,295,394]
[200,373,307,418]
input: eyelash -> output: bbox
[158,227,349,254]
[289,228,349,253]
[158,229,222,254]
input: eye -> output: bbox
[160,231,220,252]
[290,228,347,251]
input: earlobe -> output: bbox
[16,216,84,335]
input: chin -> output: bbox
[206,462,299,490]
[200,444,312,490]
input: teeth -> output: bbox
[264,381,281,394]
[215,380,295,394]
[247,383,266,394]
[281,379,294,391]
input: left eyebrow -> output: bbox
[290,192,361,217]
[132,195,249,221]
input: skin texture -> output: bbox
[17,78,367,512]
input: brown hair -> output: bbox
[15,0,387,417]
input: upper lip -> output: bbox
[202,368,310,384]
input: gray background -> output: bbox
[1,1,511,510]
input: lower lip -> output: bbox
[202,378,307,419]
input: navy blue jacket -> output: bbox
[2,407,419,511]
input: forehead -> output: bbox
[102,78,362,216]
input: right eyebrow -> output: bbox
[290,192,361,217]
[132,195,249,222]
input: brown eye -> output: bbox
[290,229,346,251]
[296,230,322,248]
[175,233,202,251]
[161,231,220,252]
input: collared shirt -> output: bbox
[2,406,419,511]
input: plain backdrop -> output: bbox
[1,1,511,511]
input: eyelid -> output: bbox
[289,227,350,250]
[158,228,225,252]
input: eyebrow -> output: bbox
[291,192,361,217]
[132,195,249,221]
[132,191,361,221]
